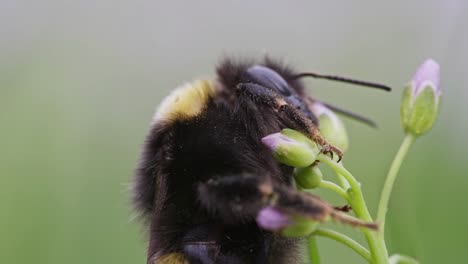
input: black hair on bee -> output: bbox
[133,57,389,264]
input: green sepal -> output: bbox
[400,84,413,129]
[281,217,319,237]
[401,83,439,136]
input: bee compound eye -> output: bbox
[184,242,220,263]
[241,65,293,96]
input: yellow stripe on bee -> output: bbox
[153,80,216,122]
[152,253,188,264]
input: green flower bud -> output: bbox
[262,129,320,168]
[311,103,349,152]
[294,166,323,189]
[401,59,441,136]
[280,216,319,237]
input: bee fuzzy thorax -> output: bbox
[152,79,216,123]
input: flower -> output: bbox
[261,129,320,168]
[256,206,291,231]
[311,103,349,152]
[401,59,441,136]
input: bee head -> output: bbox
[240,65,316,122]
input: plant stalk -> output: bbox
[312,228,371,262]
[318,155,388,263]
[376,134,416,236]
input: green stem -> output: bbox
[318,155,373,221]
[376,134,416,236]
[336,172,351,190]
[336,160,351,189]
[308,235,321,264]
[318,180,349,201]
[318,155,388,264]
[312,228,371,262]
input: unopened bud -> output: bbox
[262,129,320,168]
[401,59,441,136]
[311,103,349,152]
[294,166,323,189]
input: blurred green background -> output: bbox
[1,1,467,263]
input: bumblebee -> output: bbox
[133,57,390,264]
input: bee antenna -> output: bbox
[321,102,378,128]
[291,72,392,92]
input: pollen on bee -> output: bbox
[152,253,188,264]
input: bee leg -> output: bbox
[272,184,376,229]
[236,82,288,108]
[271,183,331,222]
[237,83,343,161]
[197,173,275,223]
[278,104,343,162]
[198,173,376,230]
[334,204,352,212]
[197,172,331,224]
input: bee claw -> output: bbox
[334,204,352,212]
[320,144,343,162]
